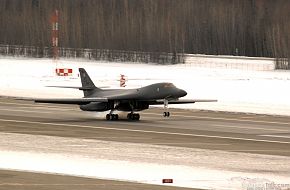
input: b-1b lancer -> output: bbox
[35,68,217,121]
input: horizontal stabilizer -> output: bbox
[46,86,110,90]
[46,85,81,89]
[34,97,108,105]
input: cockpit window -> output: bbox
[164,83,175,88]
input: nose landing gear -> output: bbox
[163,111,170,117]
[163,99,170,117]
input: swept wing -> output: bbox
[34,97,108,104]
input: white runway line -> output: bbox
[1,100,290,127]
[0,118,290,144]
[260,135,290,139]
[0,101,77,111]
[0,132,290,190]
[212,124,290,133]
[143,112,290,125]
[0,108,55,114]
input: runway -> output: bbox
[0,170,194,190]
[0,98,289,156]
[0,98,290,189]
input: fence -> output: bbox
[0,44,289,70]
[185,54,276,71]
[0,45,184,64]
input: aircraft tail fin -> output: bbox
[79,68,102,97]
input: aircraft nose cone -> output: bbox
[179,89,187,97]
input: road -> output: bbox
[0,98,289,189]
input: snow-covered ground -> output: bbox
[1,57,290,189]
[1,57,290,116]
[1,132,289,190]
[185,54,275,71]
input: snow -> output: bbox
[1,57,290,189]
[1,57,290,116]
[185,54,275,71]
[0,132,289,190]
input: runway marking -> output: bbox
[1,100,290,126]
[212,124,290,132]
[151,142,230,146]
[92,137,152,140]
[225,149,290,153]
[260,135,290,139]
[0,106,73,112]
[65,145,88,147]
[143,112,290,126]
[240,116,260,119]
[0,101,75,110]
[0,102,75,111]
[2,105,290,128]
[0,105,82,114]
[0,118,290,144]
[0,108,54,114]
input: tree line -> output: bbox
[0,0,289,61]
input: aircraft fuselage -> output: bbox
[79,83,187,112]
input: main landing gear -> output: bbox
[126,102,140,121]
[105,113,140,121]
[106,101,120,121]
[106,114,119,121]
[127,113,140,121]
[106,101,140,121]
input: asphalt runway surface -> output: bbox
[0,98,290,189]
[0,169,196,190]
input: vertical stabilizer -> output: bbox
[79,68,101,97]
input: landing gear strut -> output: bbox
[126,101,140,121]
[127,113,140,121]
[106,101,120,121]
[163,99,170,117]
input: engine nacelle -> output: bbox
[80,102,112,111]
[117,101,149,112]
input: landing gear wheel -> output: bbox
[163,112,170,117]
[106,114,119,121]
[127,113,140,121]
[134,113,140,121]
[112,114,118,120]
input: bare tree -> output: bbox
[0,0,289,63]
